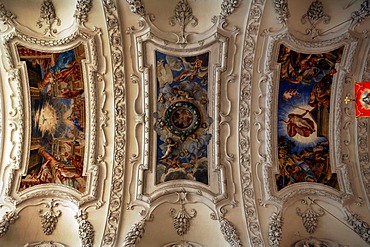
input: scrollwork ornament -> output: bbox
[74,0,93,26]
[301,0,330,39]
[169,204,196,236]
[296,199,325,234]
[0,2,16,26]
[351,0,370,28]
[239,0,265,245]
[268,211,283,246]
[39,200,61,235]
[36,0,61,37]
[219,217,242,247]
[126,0,145,16]
[102,0,127,245]
[345,210,370,244]
[123,219,146,247]
[169,0,198,44]
[0,210,19,237]
[76,211,95,247]
[273,0,289,26]
[220,0,241,18]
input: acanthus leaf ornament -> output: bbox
[219,217,242,247]
[39,200,62,235]
[351,0,370,28]
[36,0,61,37]
[76,211,95,247]
[169,0,198,44]
[345,210,370,245]
[220,0,241,18]
[0,210,19,237]
[296,199,325,234]
[169,196,197,236]
[273,0,290,26]
[0,2,16,26]
[123,219,146,247]
[126,0,145,17]
[268,211,283,246]
[74,0,93,26]
[301,0,330,39]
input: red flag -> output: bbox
[355,82,370,117]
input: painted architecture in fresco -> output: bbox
[275,44,344,191]
[19,45,86,192]
[154,51,212,185]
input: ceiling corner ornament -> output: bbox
[126,0,145,16]
[292,237,346,247]
[76,211,95,247]
[169,0,198,44]
[350,0,370,28]
[74,0,93,26]
[24,241,67,247]
[296,198,324,234]
[220,0,241,18]
[0,210,19,237]
[273,0,290,26]
[239,0,265,245]
[301,0,330,39]
[345,210,370,244]
[123,219,146,247]
[169,193,197,236]
[101,1,127,245]
[0,2,16,26]
[268,211,283,246]
[39,200,61,235]
[36,0,61,37]
[219,217,242,247]
[163,240,203,247]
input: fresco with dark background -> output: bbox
[154,51,212,185]
[275,44,344,191]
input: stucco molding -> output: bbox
[36,0,61,37]
[218,217,242,247]
[258,29,360,205]
[0,4,107,241]
[123,218,146,247]
[350,0,370,29]
[76,211,95,247]
[296,198,325,234]
[101,0,127,245]
[126,14,239,220]
[273,0,289,27]
[292,237,347,247]
[74,0,94,26]
[220,0,241,18]
[24,241,67,247]
[268,211,283,246]
[301,0,331,39]
[0,210,18,237]
[357,46,370,208]
[238,0,266,245]
[163,240,203,247]
[39,199,62,235]
[345,209,370,245]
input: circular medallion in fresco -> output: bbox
[164,101,201,136]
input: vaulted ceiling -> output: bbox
[0,0,369,246]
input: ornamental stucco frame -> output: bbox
[0,20,106,209]
[258,30,360,205]
[127,16,239,215]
